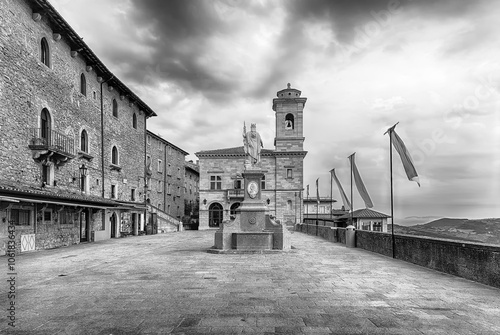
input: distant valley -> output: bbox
[390,218,500,245]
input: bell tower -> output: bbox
[272,83,307,152]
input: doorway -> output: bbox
[110,212,117,238]
[209,202,223,228]
[80,209,89,242]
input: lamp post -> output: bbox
[79,164,87,193]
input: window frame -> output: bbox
[111,146,119,165]
[10,208,31,226]
[112,99,118,118]
[80,129,88,153]
[132,113,137,129]
[40,37,50,67]
[80,73,87,96]
[210,175,222,190]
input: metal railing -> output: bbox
[28,128,75,156]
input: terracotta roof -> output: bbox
[337,208,391,220]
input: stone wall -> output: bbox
[0,0,148,251]
[296,225,500,289]
[356,231,500,289]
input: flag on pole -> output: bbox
[391,129,420,187]
[316,178,320,205]
[348,153,374,208]
[331,169,351,210]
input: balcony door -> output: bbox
[40,108,51,144]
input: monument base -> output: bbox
[209,167,292,253]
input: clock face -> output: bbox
[247,181,259,199]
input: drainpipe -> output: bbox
[274,156,277,217]
[99,75,114,198]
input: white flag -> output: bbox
[391,130,420,187]
[331,169,351,210]
[349,153,374,208]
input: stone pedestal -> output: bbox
[210,167,291,253]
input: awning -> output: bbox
[0,195,113,209]
[0,196,20,203]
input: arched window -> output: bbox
[230,202,240,215]
[112,146,118,165]
[285,113,294,129]
[40,108,51,143]
[40,38,50,67]
[112,99,118,117]
[80,73,86,96]
[132,113,137,129]
[80,129,88,152]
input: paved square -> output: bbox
[1,230,499,334]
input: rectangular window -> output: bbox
[177,186,180,196]
[286,169,293,179]
[167,164,172,176]
[158,159,162,172]
[177,167,181,179]
[10,209,31,226]
[261,176,266,190]
[158,181,163,193]
[43,210,52,222]
[234,180,242,189]
[111,185,116,198]
[131,188,136,201]
[59,211,74,225]
[147,135,151,145]
[210,175,222,190]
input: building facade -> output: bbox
[145,131,188,232]
[195,84,307,230]
[0,0,156,254]
[183,161,200,229]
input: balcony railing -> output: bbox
[28,128,75,160]
[227,189,244,199]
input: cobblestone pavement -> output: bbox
[1,230,500,334]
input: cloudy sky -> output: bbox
[51,0,499,221]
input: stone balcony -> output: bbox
[28,127,75,167]
[227,188,245,200]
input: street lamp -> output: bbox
[79,164,87,192]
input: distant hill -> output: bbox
[397,216,443,226]
[391,218,500,245]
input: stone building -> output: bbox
[337,208,390,232]
[145,131,188,232]
[195,84,307,230]
[0,0,156,254]
[184,160,200,229]
[303,197,337,216]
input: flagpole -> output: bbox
[329,169,333,220]
[384,122,398,259]
[306,185,309,234]
[349,153,354,228]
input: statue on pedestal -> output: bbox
[243,122,263,166]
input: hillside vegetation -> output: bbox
[392,218,500,245]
